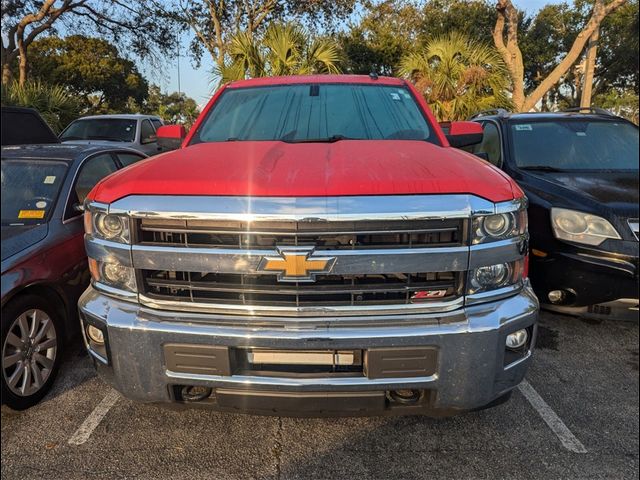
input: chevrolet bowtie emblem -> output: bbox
[259,247,336,282]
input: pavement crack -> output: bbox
[274,416,283,480]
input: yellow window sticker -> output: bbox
[44,176,56,184]
[18,210,46,219]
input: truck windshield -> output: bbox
[511,120,639,171]
[1,160,68,226]
[60,118,137,143]
[191,84,436,144]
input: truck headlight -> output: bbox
[89,258,137,292]
[473,201,527,244]
[94,213,130,243]
[84,208,130,244]
[467,259,525,295]
[551,208,620,246]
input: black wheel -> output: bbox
[1,294,64,410]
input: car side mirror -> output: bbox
[445,121,483,148]
[157,125,187,151]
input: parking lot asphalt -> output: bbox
[1,310,638,480]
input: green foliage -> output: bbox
[28,35,149,114]
[398,32,512,121]
[214,23,341,85]
[0,81,81,133]
[594,88,639,124]
[140,85,201,129]
[339,0,421,75]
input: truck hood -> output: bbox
[1,224,48,263]
[90,140,518,203]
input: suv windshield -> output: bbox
[192,84,435,144]
[1,160,68,226]
[511,119,639,171]
[60,118,137,143]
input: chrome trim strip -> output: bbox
[494,197,527,214]
[85,236,133,267]
[164,370,438,388]
[138,294,465,317]
[468,236,527,269]
[465,281,525,306]
[92,281,138,301]
[108,194,495,221]
[131,244,469,274]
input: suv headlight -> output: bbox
[551,208,620,246]
[84,209,130,244]
[473,200,528,244]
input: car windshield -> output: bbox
[191,84,436,144]
[60,118,137,143]
[1,160,69,226]
[511,119,639,171]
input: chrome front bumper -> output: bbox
[78,285,539,416]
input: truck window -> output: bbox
[191,84,436,144]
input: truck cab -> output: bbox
[78,75,538,416]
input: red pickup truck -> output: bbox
[79,75,538,416]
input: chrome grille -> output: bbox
[137,218,464,249]
[133,216,466,313]
[141,270,461,308]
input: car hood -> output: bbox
[89,141,518,203]
[1,224,48,262]
[524,170,639,217]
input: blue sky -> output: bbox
[155,0,552,107]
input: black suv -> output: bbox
[467,108,638,309]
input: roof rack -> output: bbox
[468,108,510,120]
[562,106,615,116]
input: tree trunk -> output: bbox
[494,0,626,112]
[18,41,27,86]
[580,27,600,109]
[2,62,12,85]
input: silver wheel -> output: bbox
[2,309,57,397]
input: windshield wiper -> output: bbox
[281,134,353,143]
[519,165,564,172]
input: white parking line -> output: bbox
[518,379,587,454]
[68,389,120,446]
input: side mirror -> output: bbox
[445,121,483,148]
[157,125,187,152]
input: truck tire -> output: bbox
[1,294,64,410]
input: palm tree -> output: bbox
[398,32,512,121]
[1,80,80,132]
[214,23,342,86]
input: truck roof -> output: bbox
[227,74,406,89]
